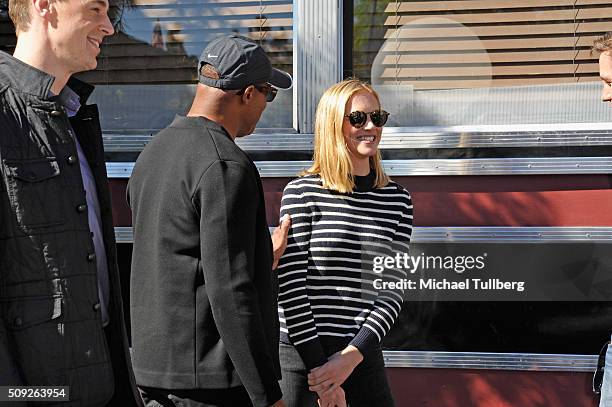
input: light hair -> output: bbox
[8,0,31,33]
[303,79,390,193]
[592,32,612,56]
[9,0,117,34]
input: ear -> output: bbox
[240,85,256,104]
[32,0,52,19]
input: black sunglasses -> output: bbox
[236,83,278,102]
[344,110,390,128]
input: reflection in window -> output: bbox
[93,0,293,132]
[353,1,612,126]
[0,0,7,21]
[0,0,293,131]
[0,0,13,53]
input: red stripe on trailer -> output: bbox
[263,175,612,227]
[109,174,612,227]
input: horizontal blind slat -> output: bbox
[378,21,612,38]
[379,50,593,64]
[379,37,598,52]
[386,0,611,13]
[385,9,612,26]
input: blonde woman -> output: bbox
[277,79,412,407]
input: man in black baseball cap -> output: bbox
[198,35,292,91]
[128,35,291,407]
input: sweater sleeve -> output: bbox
[350,191,413,353]
[277,180,328,370]
[194,160,282,407]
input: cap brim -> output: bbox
[269,68,293,89]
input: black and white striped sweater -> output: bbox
[277,173,413,369]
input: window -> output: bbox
[0,1,12,52]
[0,0,294,133]
[352,0,612,126]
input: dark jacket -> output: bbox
[128,115,282,407]
[0,51,142,407]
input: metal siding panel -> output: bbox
[294,0,342,133]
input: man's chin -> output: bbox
[72,59,98,74]
[236,127,256,138]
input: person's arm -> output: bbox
[348,191,413,353]
[0,159,23,386]
[194,160,282,407]
[277,180,328,370]
[0,114,23,386]
[309,191,413,392]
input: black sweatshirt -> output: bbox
[128,115,281,407]
[277,174,412,369]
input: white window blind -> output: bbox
[353,0,612,125]
[356,0,611,90]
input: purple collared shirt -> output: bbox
[57,86,110,327]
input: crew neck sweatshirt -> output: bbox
[277,173,413,369]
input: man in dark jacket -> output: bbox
[128,35,292,407]
[0,1,142,406]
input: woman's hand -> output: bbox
[308,345,363,393]
[317,386,347,407]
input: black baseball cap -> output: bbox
[198,35,292,90]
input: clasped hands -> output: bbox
[308,345,363,407]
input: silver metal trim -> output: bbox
[106,162,134,178]
[236,133,311,151]
[293,0,343,133]
[114,227,134,243]
[381,124,612,149]
[107,157,612,178]
[382,351,598,372]
[102,130,301,152]
[252,157,612,177]
[413,227,612,243]
[115,226,612,244]
[102,123,612,152]
[385,123,612,134]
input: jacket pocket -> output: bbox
[3,296,66,385]
[2,157,64,228]
[4,295,62,330]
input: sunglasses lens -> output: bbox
[371,110,389,127]
[267,88,277,102]
[348,111,367,128]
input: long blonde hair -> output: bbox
[303,79,390,193]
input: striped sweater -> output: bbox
[277,173,413,369]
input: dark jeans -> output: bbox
[139,385,253,407]
[279,341,395,407]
